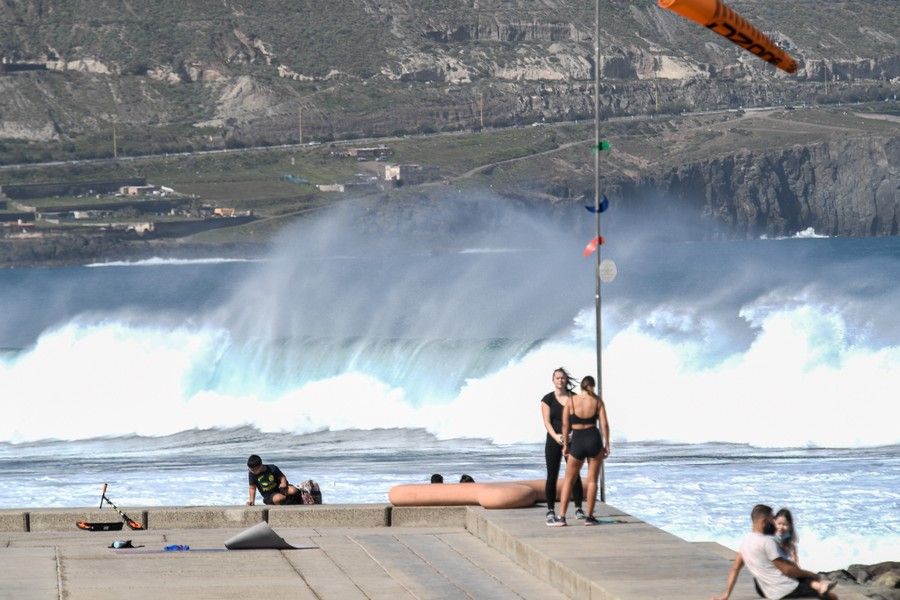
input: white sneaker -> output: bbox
[547,515,567,527]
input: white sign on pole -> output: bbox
[598,259,618,283]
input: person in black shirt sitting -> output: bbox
[246,454,301,505]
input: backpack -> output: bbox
[298,480,322,505]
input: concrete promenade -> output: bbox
[0,503,864,599]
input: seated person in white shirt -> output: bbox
[712,504,837,600]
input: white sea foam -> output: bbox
[759,227,829,241]
[85,257,265,267]
[793,227,829,239]
[458,247,527,254]
[2,302,897,447]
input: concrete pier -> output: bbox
[0,503,865,599]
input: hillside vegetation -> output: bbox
[0,1,897,162]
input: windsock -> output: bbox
[583,236,604,257]
[658,0,797,74]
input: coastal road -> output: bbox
[0,102,866,174]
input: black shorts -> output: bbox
[783,577,821,598]
[754,577,820,599]
[569,427,602,460]
[261,489,285,505]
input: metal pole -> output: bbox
[594,0,606,504]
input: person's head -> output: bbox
[580,375,596,395]
[552,367,574,393]
[247,454,265,475]
[774,508,795,544]
[750,504,775,535]
[430,473,444,484]
[459,474,475,483]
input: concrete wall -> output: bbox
[1,504,460,532]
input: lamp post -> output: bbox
[593,0,606,504]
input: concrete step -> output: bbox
[280,542,369,600]
[313,533,417,600]
[350,532,469,599]
[396,532,528,599]
[435,531,569,600]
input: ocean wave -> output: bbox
[2,303,898,448]
[85,257,266,267]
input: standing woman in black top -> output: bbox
[540,367,584,525]
[551,375,610,526]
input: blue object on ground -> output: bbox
[164,544,190,552]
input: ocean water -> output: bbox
[0,203,897,571]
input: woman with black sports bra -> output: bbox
[540,368,584,525]
[549,375,610,526]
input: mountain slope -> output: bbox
[0,0,897,161]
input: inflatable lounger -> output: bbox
[389,479,591,509]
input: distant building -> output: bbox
[316,184,346,193]
[384,164,440,186]
[331,146,393,160]
[315,181,379,193]
[73,210,113,220]
[120,185,159,196]
[212,207,253,217]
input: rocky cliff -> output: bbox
[628,136,899,238]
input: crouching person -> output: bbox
[246,454,301,506]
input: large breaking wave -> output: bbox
[1,198,898,448]
[1,300,896,447]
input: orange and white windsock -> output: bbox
[658,0,797,74]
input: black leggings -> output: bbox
[545,434,583,511]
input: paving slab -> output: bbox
[310,533,418,599]
[350,532,468,598]
[694,540,741,560]
[280,544,369,600]
[58,545,316,600]
[0,546,59,600]
[436,531,569,600]
[398,531,536,598]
